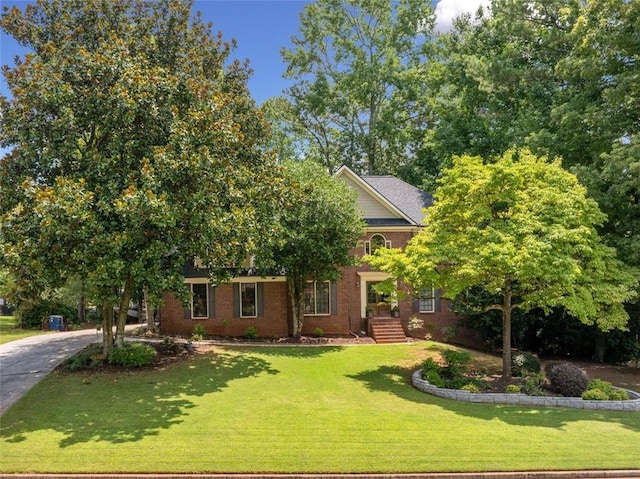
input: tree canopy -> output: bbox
[261,161,364,338]
[0,0,279,351]
[369,150,637,377]
[281,0,435,175]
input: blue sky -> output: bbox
[0,0,487,106]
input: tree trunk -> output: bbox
[287,276,305,339]
[502,280,513,378]
[114,274,134,347]
[143,287,155,330]
[77,281,85,324]
[102,300,114,356]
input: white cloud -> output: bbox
[434,0,491,33]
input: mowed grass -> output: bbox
[1,343,639,473]
[0,315,49,345]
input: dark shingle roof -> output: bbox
[361,175,432,226]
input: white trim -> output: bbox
[240,282,258,318]
[418,287,436,313]
[184,277,210,284]
[191,283,209,319]
[357,272,394,318]
[229,276,286,283]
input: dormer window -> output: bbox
[365,234,391,255]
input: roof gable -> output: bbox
[335,165,432,226]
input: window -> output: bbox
[304,281,331,315]
[240,282,257,318]
[365,234,392,255]
[191,283,208,318]
[418,287,435,313]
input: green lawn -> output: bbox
[1,343,639,473]
[0,315,49,345]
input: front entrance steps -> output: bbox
[369,318,407,344]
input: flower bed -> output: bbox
[412,369,640,411]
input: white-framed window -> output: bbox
[191,283,208,318]
[304,281,330,315]
[418,287,435,313]
[240,282,257,318]
[365,233,392,255]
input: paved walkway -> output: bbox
[0,328,105,416]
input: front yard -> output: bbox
[1,342,639,473]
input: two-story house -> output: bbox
[158,166,479,346]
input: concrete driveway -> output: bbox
[0,328,104,416]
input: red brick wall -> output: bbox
[160,282,289,338]
[159,228,483,349]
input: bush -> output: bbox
[158,337,182,356]
[20,300,78,329]
[62,343,104,371]
[544,361,588,397]
[108,342,157,367]
[506,384,522,394]
[461,383,481,393]
[313,327,324,337]
[524,373,546,396]
[191,323,205,341]
[423,369,444,387]
[582,378,629,401]
[244,326,258,340]
[440,349,472,379]
[511,351,541,377]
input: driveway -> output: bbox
[0,328,104,416]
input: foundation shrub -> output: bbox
[582,378,629,401]
[544,361,588,397]
[108,342,157,367]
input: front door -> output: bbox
[367,282,391,317]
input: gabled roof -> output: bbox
[361,175,432,225]
[334,165,432,227]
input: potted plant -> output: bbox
[365,306,373,318]
[392,305,400,318]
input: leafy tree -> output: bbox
[369,149,637,377]
[0,0,279,353]
[261,161,364,338]
[281,0,435,175]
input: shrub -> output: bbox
[20,300,78,329]
[582,378,629,401]
[440,349,472,379]
[423,369,444,387]
[191,323,205,341]
[244,326,258,340]
[524,373,546,396]
[158,337,181,356]
[108,342,157,367]
[62,343,104,371]
[544,361,588,397]
[313,327,324,337]
[511,351,541,377]
[461,383,481,393]
[506,384,522,394]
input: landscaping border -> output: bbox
[411,370,640,411]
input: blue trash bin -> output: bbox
[48,315,64,331]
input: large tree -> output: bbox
[281,0,435,175]
[261,161,364,338]
[0,0,279,352]
[369,150,637,377]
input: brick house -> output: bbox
[159,166,480,346]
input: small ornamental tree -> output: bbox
[369,149,637,377]
[262,161,364,338]
[0,0,279,353]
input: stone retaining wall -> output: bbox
[411,370,640,411]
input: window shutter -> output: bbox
[208,285,216,318]
[233,283,240,318]
[364,241,370,255]
[257,283,264,317]
[435,289,442,312]
[413,297,420,313]
[184,306,191,320]
[331,282,338,315]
